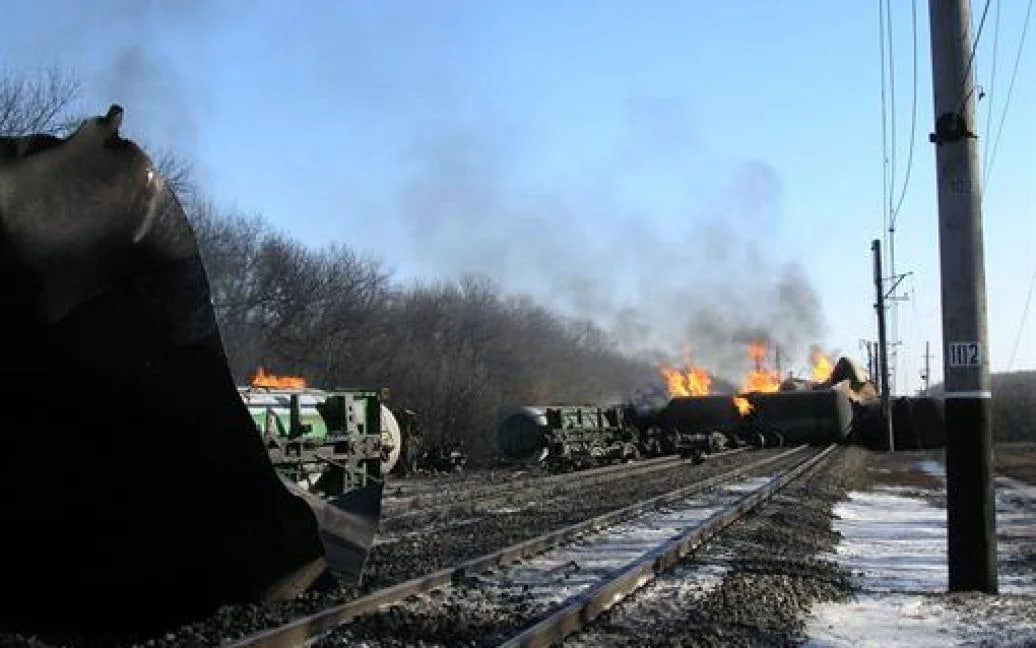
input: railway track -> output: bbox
[227,444,832,647]
[381,451,745,529]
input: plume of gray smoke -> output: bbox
[100,45,199,151]
[396,108,827,383]
[28,0,217,156]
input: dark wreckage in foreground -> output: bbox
[0,107,383,638]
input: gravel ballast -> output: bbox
[566,445,867,647]
[0,450,774,648]
[12,444,1028,647]
[317,468,807,646]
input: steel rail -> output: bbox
[496,444,840,648]
[382,449,748,525]
[385,457,675,503]
[385,454,687,513]
[226,446,806,648]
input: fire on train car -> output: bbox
[497,357,876,471]
[738,388,854,444]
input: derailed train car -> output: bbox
[498,405,642,470]
[739,389,854,444]
[643,396,770,448]
[0,107,385,639]
[238,386,403,479]
[855,395,947,450]
[498,398,768,471]
[499,358,872,470]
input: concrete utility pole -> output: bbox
[872,240,894,452]
[927,0,997,593]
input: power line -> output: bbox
[981,0,1002,180]
[887,0,897,222]
[878,0,890,240]
[985,0,1033,193]
[877,0,894,393]
[1007,262,1036,371]
[890,0,918,229]
[957,0,994,111]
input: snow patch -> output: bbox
[806,593,1036,648]
[805,464,1036,646]
[829,491,948,593]
[913,459,945,480]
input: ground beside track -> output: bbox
[996,441,1036,484]
[804,447,1036,647]
[4,443,1033,647]
[361,450,770,591]
[567,445,864,647]
[382,465,546,504]
[0,450,771,648]
[570,444,1036,647]
[313,452,814,647]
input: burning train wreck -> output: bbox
[497,342,929,471]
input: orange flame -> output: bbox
[741,341,780,393]
[743,368,781,393]
[735,341,779,416]
[251,367,307,389]
[748,342,768,368]
[733,396,753,416]
[811,350,834,383]
[661,366,712,397]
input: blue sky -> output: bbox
[4,1,1033,390]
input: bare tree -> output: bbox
[0,67,660,463]
[153,149,198,206]
[179,202,660,462]
[0,66,81,136]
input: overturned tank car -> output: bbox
[0,107,383,638]
[733,356,872,444]
[498,405,641,470]
[238,386,403,477]
[497,402,734,470]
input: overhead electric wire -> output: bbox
[997,0,1035,373]
[1007,263,1036,371]
[985,0,1033,194]
[886,0,897,226]
[890,0,918,230]
[958,0,994,111]
[981,0,1002,180]
[878,0,891,242]
[877,0,908,394]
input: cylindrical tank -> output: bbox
[498,406,550,461]
[238,387,329,438]
[238,387,402,473]
[746,389,853,444]
[657,396,741,432]
[380,405,402,474]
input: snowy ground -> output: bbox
[804,458,1036,647]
